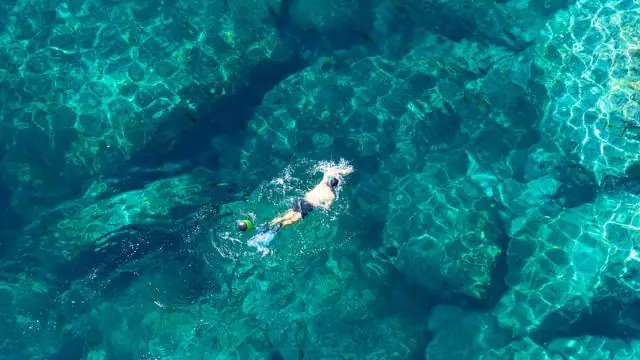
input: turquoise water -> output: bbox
[3,0,640,358]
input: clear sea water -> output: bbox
[2,0,640,359]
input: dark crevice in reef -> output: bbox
[530,0,577,17]
[386,267,435,318]
[267,0,295,33]
[5,220,201,299]
[485,232,511,308]
[49,335,94,360]
[383,266,437,355]
[386,1,544,56]
[531,297,640,346]
[0,183,28,277]
[600,166,640,198]
[43,195,237,297]
[0,173,23,234]
[423,3,476,43]
[550,160,598,208]
[49,226,214,321]
[271,0,379,54]
[0,183,23,259]
[107,50,310,196]
[51,225,175,283]
[106,0,381,196]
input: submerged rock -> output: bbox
[18,167,222,276]
[494,191,640,340]
[534,0,640,184]
[0,0,292,219]
[384,151,505,302]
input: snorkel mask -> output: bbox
[328,176,340,188]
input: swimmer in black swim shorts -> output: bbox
[267,164,354,230]
[292,198,315,219]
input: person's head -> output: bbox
[237,219,254,232]
[328,176,340,189]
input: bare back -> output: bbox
[304,164,353,210]
[304,181,336,210]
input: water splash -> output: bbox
[311,158,354,177]
[247,230,276,257]
[198,159,356,259]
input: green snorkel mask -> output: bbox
[237,219,254,232]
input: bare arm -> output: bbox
[323,164,354,179]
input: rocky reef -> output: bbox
[3,0,640,359]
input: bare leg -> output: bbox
[269,209,302,229]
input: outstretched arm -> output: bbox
[323,164,354,179]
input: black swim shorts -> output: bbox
[292,198,314,218]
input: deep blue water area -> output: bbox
[3,0,640,359]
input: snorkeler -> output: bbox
[238,163,354,255]
[269,163,354,229]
